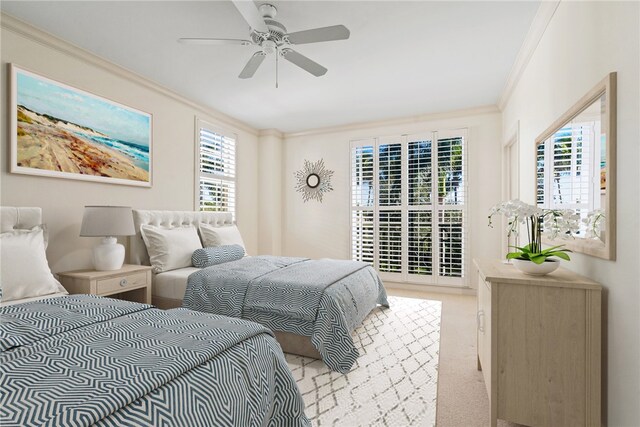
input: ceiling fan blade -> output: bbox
[239,52,266,79]
[178,38,253,46]
[282,49,327,77]
[286,25,350,45]
[232,1,269,34]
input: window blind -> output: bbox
[351,210,374,264]
[351,143,375,264]
[378,143,402,207]
[536,142,546,206]
[537,121,599,236]
[435,135,466,279]
[407,210,432,275]
[407,139,433,277]
[551,125,591,207]
[351,142,375,264]
[197,121,236,218]
[378,211,402,273]
[350,131,467,286]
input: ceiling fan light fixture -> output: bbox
[262,40,277,55]
[258,3,278,19]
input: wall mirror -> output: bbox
[535,72,616,260]
[306,173,320,188]
[294,159,334,203]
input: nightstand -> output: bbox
[58,264,152,305]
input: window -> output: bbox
[351,130,467,286]
[196,119,236,218]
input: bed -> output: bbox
[130,209,389,373]
[0,207,309,427]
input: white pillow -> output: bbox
[5,224,49,248]
[0,226,62,303]
[141,225,203,273]
[199,224,246,252]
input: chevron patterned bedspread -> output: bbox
[183,256,389,373]
[0,295,309,427]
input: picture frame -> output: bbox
[10,64,153,187]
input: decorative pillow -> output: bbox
[140,225,203,273]
[4,224,49,249]
[192,244,246,268]
[0,226,62,303]
[199,224,247,252]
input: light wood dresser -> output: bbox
[474,259,602,427]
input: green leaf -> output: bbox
[529,255,547,264]
[506,252,523,260]
[548,251,571,261]
[543,245,566,252]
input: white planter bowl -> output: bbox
[512,258,560,276]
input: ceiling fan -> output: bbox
[178,1,350,83]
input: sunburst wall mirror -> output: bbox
[294,159,334,202]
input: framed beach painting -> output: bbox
[10,64,152,187]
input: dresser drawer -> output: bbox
[97,272,148,295]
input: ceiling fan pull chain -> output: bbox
[276,48,279,89]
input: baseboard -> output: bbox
[385,281,476,296]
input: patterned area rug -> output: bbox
[285,296,441,426]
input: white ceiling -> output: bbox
[1,1,540,133]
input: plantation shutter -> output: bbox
[407,137,433,277]
[350,130,467,286]
[537,119,599,235]
[550,125,592,208]
[197,120,236,218]
[435,133,466,281]
[351,140,375,265]
[378,137,403,277]
[536,142,546,206]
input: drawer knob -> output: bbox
[119,278,128,287]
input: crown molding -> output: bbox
[257,128,284,139]
[0,12,259,136]
[497,0,560,111]
[283,105,500,139]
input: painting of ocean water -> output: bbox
[11,65,152,186]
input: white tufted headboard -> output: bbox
[130,210,233,266]
[1,207,42,232]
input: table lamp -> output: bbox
[80,206,135,271]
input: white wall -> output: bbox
[501,2,640,424]
[257,129,283,255]
[0,17,259,272]
[282,109,503,289]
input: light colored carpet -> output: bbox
[388,288,522,427]
[285,296,442,426]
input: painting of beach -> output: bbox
[11,64,152,186]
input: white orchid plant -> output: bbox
[582,209,605,239]
[488,200,579,264]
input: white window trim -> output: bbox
[193,117,238,219]
[502,121,520,256]
[350,128,468,287]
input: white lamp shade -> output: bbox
[80,206,135,237]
